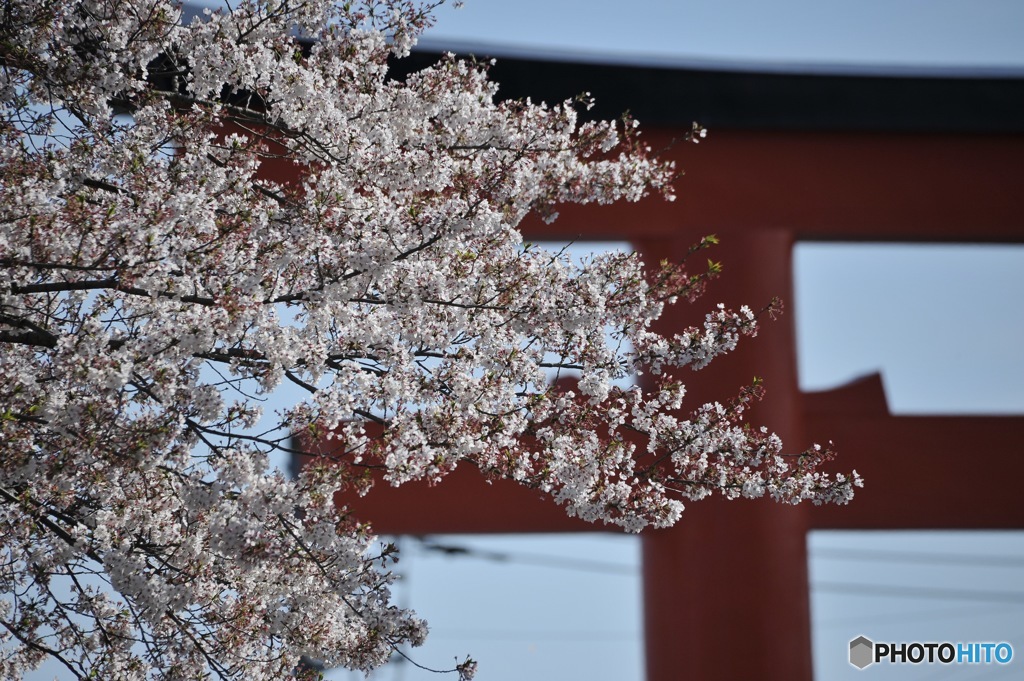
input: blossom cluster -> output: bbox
[0,1,859,678]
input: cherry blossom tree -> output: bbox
[0,1,861,679]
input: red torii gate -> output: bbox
[319,55,1024,680]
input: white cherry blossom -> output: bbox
[0,1,860,679]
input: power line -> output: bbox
[414,538,637,576]
[813,581,1024,604]
[812,546,1024,568]
[815,601,1021,628]
[427,629,637,642]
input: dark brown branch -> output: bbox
[9,278,216,305]
[0,615,86,681]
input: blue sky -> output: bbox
[795,244,1024,415]
[424,0,1024,73]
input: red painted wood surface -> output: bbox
[803,374,1024,530]
[519,129,1024,243]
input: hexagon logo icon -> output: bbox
[850,636,874,669]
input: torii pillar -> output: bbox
[320,128,1024,681]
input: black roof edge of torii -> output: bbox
[391,48,1024,133]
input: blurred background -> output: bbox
[326,2,1024,679]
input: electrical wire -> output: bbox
[414,537,638,575]
[813,581,1024,604]
[812,546,1024,568]
[815,601,1021,628]
[427,629,637,642]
